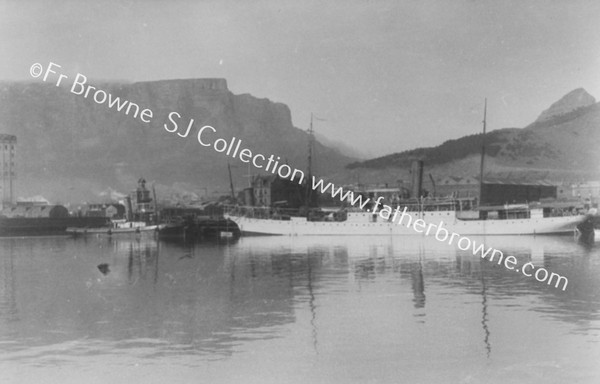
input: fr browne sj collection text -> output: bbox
[29,61,304,182]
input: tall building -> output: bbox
[247,175,308,208]
[0,134,17,209]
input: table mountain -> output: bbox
[0,79,354,204]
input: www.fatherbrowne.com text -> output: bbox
[312,177,568,291]
[30,61,569,291]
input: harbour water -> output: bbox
[1,234,599,383]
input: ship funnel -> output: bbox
[411,160,424,199]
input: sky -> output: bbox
[1,0,599,158]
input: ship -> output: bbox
[225,105,591,237]
[0,204,109,236]
[224,201,588,236]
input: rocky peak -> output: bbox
[535,88,596,123]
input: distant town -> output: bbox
[1,130,597,239]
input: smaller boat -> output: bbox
[574,215,597,243]
[157,220,190,238]
[67,219,165,236]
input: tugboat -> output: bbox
[67,219,165,236]
[67,178,166,237]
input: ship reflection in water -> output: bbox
[1,235,599,383]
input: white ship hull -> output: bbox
[225,210,585,236]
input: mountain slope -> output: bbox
[344,89,599,184]
[0,79,355,203]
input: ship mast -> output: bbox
[152,183,159,224]
[478,98,487,207]
[305,114,314,216]
[227,162,236,200]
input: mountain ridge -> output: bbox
[342,89,599,185]
[1,83,597,204]
[0,79,355,203]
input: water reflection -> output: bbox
[0,241,19,325]
[233,235,600,357]
[0,237,298,361]
[0,234,599,382]
[480,273,491,358]
[411,258,426,310]
[450,236,600,331]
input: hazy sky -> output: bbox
[1,0,599,157]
